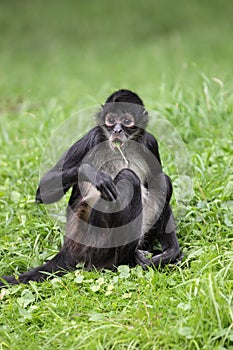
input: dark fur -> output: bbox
[0,90,182,287]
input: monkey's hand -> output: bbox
[96,171,117,201]
[79,164,117,201]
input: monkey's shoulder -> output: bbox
[144,132,161,165]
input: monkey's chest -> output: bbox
[100,157,148,184]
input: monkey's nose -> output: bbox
[113,124,123,134]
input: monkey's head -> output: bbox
[97,89,148,150]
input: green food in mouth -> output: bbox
[113,140,122,148]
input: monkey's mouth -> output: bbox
[111,138,124,149]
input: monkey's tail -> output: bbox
[0,251,77,288]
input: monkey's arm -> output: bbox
[144,132,162,165]
[36,128,99,204]
[36,127,117,204]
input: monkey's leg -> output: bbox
[82,168,143,269]
[135,206,183,268]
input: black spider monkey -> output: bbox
[0,89,183,287]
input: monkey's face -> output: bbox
[104,112,135,150]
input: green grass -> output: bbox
[0,0,233,349]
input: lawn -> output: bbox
[0,0,233,349]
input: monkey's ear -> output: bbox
[141,110,149,128]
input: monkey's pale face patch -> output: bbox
[105,113,135,128]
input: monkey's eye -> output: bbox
[122,118,135,127]
[105,115,116,126]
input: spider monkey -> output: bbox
[0,89,183,287]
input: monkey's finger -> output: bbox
[100,182,117,201]
[107,183,118,200]
[101,185,117,201]
[135,250,152,267]
[100,191,114,201]
[104,189,116,201]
